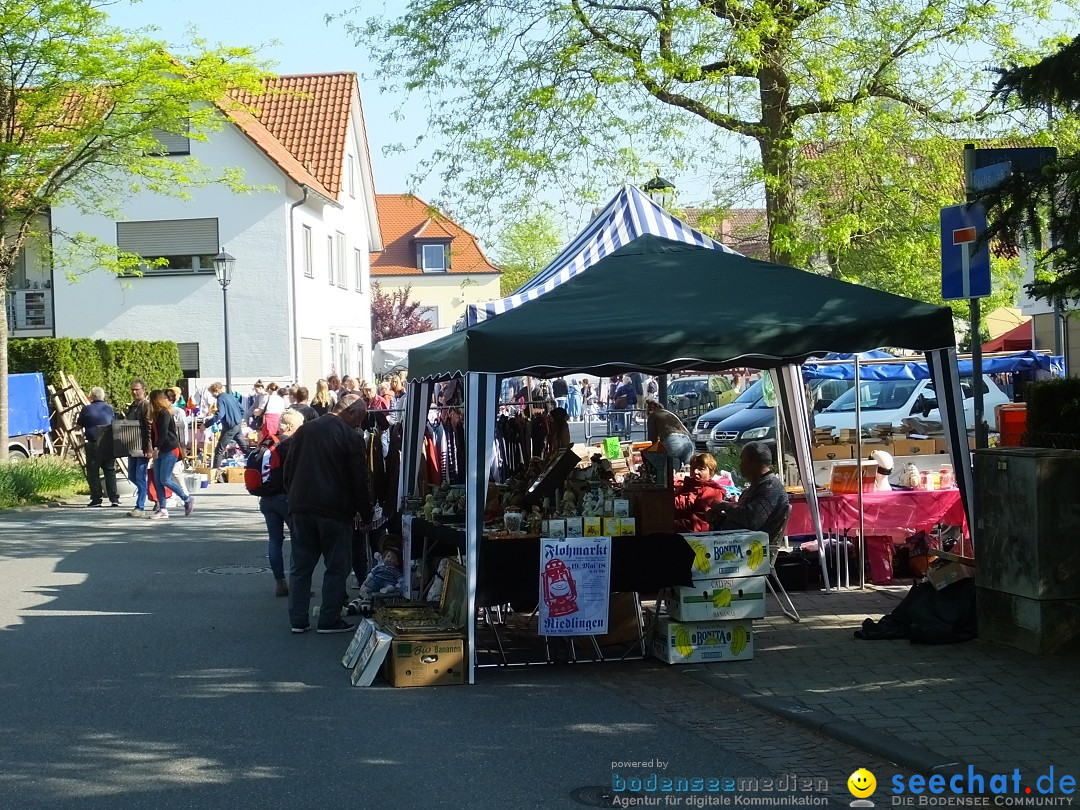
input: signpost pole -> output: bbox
[964,144,987,449]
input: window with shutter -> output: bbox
[116,218,219,274]
[150,123,191,156]
[177,342,200,377]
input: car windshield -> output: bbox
[669,379,705,395]
[823,380,920,413]
[734,380,763,404]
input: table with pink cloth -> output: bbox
[787,489,969,548]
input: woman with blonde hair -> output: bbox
[311,379,333,416]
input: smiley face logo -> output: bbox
[848,769,877,799]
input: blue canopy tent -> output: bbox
[803,350,1063,381]
[460,184,733,326]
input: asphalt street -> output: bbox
[0,486,806,810]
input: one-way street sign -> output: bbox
[941,203,992,301]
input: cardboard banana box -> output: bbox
[683,530,771,578]
[652,616,754,664]
[668,576,767,622]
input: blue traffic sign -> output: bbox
[941,204,992,301]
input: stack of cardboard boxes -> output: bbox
[652,530,771,664]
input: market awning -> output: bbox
[410,235,957,381]
[459,185,732,326]
[982,320,1033,352]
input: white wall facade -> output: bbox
[291,94,376,389]
[375,273,501,330]
[48,90,378,391]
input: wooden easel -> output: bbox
[47,372,128,478]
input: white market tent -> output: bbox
[372,329,452,375]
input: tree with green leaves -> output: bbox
[977,35,1080,304]
[0,0,267,460]
[495,210,563,296]
[338,0,1063,269]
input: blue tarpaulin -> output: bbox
[802,350,1062,381]
[8,373,51,436]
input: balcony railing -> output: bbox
[6,288,54,336]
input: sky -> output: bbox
[104,0,701,249]
[105,0,443,200]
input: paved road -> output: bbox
[1,487,912,809]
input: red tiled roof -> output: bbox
[682,207,770,260]
[370,194,501,276]
[230,73,357,200]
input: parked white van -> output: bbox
[813,375,1010,435]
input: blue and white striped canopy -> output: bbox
[461,184,736,327]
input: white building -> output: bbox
[9,72,382,390]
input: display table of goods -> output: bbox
[652,530,770,665]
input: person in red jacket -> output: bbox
[674,453,726,532]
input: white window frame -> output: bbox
[336,232,347,289]
[327,235,335,285]
[329,332,338,374]
[337,335,350,377]
[354,247,364,293]
[356,343,365,380]
[301,225,313,278]
[421,243,447,273]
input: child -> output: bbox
[360,547,405,600]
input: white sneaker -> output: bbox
[149,510,169,521]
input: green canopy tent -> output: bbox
[400,236,972,682]
[408,235,956,379]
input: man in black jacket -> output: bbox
[77,386,120,507]
[283,394,373,634]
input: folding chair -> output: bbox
[763,503,800,622]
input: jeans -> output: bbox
[128,456,149,510]
[288,511,353,629]
[259,493,292,581]
[662,432,695,467]
[213,424,249,469]
[555,396,568,412]
[153,453,190,510]
[85,440,118,504]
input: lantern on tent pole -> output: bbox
[643,172,676,209]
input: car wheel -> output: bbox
[7,445,31,462]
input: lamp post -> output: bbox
[643,172,676,209]
[213,248,236,394]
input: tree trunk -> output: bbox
[759,135,797,268]
[1,276,9,462]
[758,63,797,268]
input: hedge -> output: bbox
[1023,377,1080,448]
[8,338,182,409]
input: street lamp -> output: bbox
[213,247,235,394]
[643,172,676,209]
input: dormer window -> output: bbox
[418,241,449,273]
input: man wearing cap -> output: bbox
[77,386,121,508]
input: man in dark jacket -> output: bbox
[205,382,249,470]
[124,379,153,517]
[77,386,120,507]
[283,394,373,634]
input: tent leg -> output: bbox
[767,573,800,622]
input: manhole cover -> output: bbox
[570,786,642,807]
[198,565,272,575]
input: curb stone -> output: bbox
[679,666,978,778]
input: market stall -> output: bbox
[403,234,973,683]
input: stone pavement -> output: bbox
[680,583,1080,778]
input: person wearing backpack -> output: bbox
[249,409,304,597]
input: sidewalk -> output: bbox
[681,583,1080,777]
